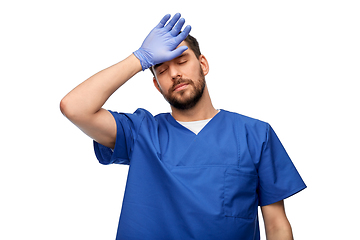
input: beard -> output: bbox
[162,67,206,110]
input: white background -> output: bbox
[1,0,359,239]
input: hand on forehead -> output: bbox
[134,13,191,71]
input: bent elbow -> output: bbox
[60,96,77,120]
[60,96,93,125]
[59,97,66,115]
[60,96,70,117]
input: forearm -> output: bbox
[61,54,141,118]
[265,224,293,240]
[262,200,294,240]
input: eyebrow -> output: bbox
[153,53,190,70]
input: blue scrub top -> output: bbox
[94,109,306,240]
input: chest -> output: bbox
[159,120,241,167]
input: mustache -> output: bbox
[170,78,194,92]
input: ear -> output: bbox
[199,55,209,76]
[153,77,162,93]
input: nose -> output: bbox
[169,64,182,80]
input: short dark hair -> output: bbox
[184,34,201,59]
[150,34,201,76]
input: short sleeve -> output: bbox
[257,124,306,206]
[93,109,147,165]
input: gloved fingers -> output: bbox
[170,18,185,36]
[156,14,171,28]
[168,45,189,60]
[164,13,181,31]
[173,25,192,44]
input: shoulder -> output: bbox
[154,111,169,119]
[109,108,156,121]
[220,110,271,148]
[109,108,172,128]
[221,109,269,130]
[107,108,162,133]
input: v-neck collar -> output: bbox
[166,110,224,135]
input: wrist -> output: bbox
[133,48,153,71]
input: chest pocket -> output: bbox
[224,168,258,219]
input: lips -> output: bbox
[171,79,193,92]
[173,83,189,91]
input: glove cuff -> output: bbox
[133,48,153,71]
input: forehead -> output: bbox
[178,41,188,49]
[153,41,196,69]
[177,41,196,57]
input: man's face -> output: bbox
[153,42,206,110]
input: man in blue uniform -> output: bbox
[61,13,306,240]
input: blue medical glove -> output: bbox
[134,13,191,71]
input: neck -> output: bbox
[171,85,218,122]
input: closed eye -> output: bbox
[158,67,168,75]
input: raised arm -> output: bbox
[60,54,141,148]
[60,13,191,149]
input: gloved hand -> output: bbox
[133,13,191,71]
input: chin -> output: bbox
[168,92,202,110]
